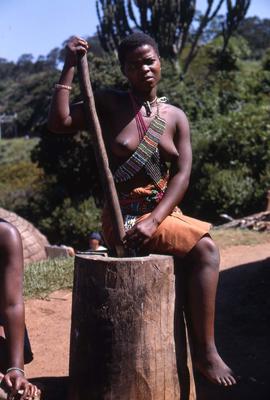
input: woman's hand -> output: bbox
[123,215,159,251]
[2,370,40,399]
[65,36,89,67]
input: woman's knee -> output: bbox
[0,221,22,254]
[190,235,220,267]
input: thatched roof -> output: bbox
[0,208,49,264]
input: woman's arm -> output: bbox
[48,36,88,134]
[150,108,192,224]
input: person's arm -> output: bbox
[150,108,192,223]
[48,36,88,134]
[0,223,40,399]
[124,108,192,247]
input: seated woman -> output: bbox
[0,219,40,399]
[48,33,236,386]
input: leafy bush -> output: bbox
[262,48,270,71]
[0,138,102,249]
[39,197,102,250]
[0,139,44,213]
[194,164,256,217]
[185,103,270,220]
[0,137,39,164]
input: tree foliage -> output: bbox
[237,17,270,59]
[96,0,250,72]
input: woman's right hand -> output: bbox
[2,370,41,399]
[65,36,89,67]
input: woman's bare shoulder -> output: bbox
[162,102,189,126]
[165,102,187,116]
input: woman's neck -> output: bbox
[129,90,159,117]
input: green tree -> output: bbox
[185,103,270,220]
[237,17,270,59]
[96,0,250,73]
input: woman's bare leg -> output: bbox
[184,235,236,386]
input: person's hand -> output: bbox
[123,215,159,251]
[65,36,89,67]
[2,370,40,399]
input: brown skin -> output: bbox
[48,36,236,386]
[0,220,40,399]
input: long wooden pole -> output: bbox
[77,54,125,257]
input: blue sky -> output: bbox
[0,0,269,62]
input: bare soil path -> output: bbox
[24,240,270,399]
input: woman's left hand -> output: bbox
[123,215,159,250]
[2,370,40,399]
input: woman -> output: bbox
[48,33,236,386]
[0,219,40,399]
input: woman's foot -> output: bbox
[194,349,237,386]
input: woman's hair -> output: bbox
[118,32,159,69]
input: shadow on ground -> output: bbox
[30,256,270,400]
[196,256,270,400]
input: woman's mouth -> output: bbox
[143,76,154,82]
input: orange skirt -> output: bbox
[102,208,211,258]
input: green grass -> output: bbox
[24,257,74,299]
[23,229,269,299]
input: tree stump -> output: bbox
[69,254,196,400]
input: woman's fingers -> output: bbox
[123,229,149,248]
[68,37,88,50]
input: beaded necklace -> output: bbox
[129,91,159,140]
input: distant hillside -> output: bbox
[0,137,39,164]
[0,138,43,212]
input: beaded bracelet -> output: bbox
[6,367,25,376]
[54,83,72,91]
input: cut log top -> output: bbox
[76,253,173,263]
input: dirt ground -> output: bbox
[24,241,270,399]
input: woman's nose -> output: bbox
[141,64,150,72]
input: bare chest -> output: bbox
[102,104,179,163]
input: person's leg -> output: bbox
[0,326,8,373]
[122,211,236,386]
[0,221,25,371]
[184,235,236,386]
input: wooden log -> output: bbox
[0,387,25,400]
[69,254,196,400]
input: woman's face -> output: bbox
[123,44,161,92]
